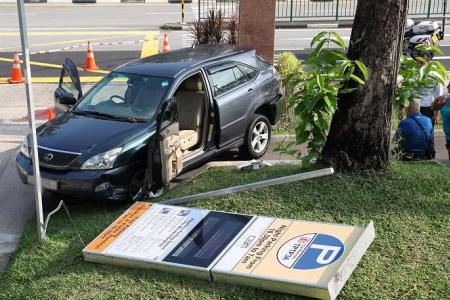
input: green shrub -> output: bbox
[275,32,368,165]
[274,52,305,134]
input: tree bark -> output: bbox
[320,0,409,171]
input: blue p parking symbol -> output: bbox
[277,233,345,270]
[293,234,344,270]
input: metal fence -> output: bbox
[197,0,450,21]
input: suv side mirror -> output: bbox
[55,88,77,105]
[59,93,77,105]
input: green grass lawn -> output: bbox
[1,162,449,299]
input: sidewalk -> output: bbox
[0,124,34,273]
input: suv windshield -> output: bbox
[74,72,172,121]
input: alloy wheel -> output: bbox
[251,121,269,154]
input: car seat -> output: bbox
[175,76,205,151]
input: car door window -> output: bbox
[209,68,238,96]
[233,67,248,86]
[161,101,177,129]
[239,64,259,80]
[60,68,81,99]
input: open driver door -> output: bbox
[158,98,183,187]
[54,58,83,115]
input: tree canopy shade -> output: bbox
[321,0,409,171]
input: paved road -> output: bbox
[3,27,450,79]
[2,3,450,80]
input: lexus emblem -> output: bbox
[44,153,54,161]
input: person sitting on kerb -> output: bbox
[394,100,435,160]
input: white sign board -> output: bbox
[83,202,374,299]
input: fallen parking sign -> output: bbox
[212,217,375,299]
[83,203,374,299]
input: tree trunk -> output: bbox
[320,0,409,172]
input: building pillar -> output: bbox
[238,0,276,64]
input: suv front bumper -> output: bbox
[16,153,144,201]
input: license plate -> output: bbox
[27,175,58,191]
[432,35,439,43]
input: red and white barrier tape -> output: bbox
[17,37,161,56]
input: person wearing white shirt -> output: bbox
[417,60,444,126]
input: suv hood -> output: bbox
[37,112,156,155]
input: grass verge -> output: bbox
[0,161,449,299]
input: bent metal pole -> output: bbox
[161,167,334,206]
[16,0,45,241]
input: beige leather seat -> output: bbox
[175,77,205,151]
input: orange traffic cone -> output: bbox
[47,108,56,121]
[8,51,24,84]
[84,41,99,71]
[162,34,170,53]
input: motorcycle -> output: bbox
[403,19,444,60]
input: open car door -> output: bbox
[157,99,183,187]
[54,58,83,115]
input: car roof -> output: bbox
[115,44,254,78]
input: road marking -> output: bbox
[144,12,192,15]
[0,31,148,36]
[434,56,450,60]
[140,31,160,58]
[0,76,104,84]
[0,33,141,51]
[0,57,110,74]
[0,13,36,16]
[0,27,149,31]
[182,33,194,48]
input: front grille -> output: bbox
[38,147,80,169]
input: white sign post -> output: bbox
[16,0,45,242]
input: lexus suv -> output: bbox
[16,45,285,201]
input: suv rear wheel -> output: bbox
[240,114,271,159]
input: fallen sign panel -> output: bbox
[82,202,254,280]
[83,202,375,300]
[212,217,375,300]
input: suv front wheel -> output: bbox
[240,114,271,159]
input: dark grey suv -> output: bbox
[16,45,285,201]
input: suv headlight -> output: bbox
[81,147,123,170]
[20,137,30,158]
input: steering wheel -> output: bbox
[109,95,126,103]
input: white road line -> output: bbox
[0,27,146,31]
[144,12,192,15]
[0,13,36,16]
[434,56,450,60]
[182,33,194,48]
